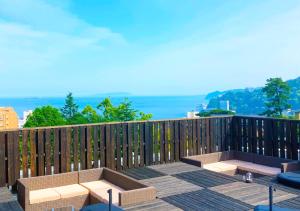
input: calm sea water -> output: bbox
[0,95,206,120]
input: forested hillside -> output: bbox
[207,77,300,115]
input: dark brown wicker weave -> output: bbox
[79,168,156,206]
[281,161,300,173]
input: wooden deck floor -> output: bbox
[2,162,300,211]
[123,162,300,211]
[0,187,22,211]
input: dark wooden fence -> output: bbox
[1,115,300,187]
[232,116,300,160]
[0,117,233,187]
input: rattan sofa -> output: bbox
[18,171,89,211]
[181,151,292,176]
[17,168,156,211]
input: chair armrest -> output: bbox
[17,179,29,210]
[103,168,145,190]
[119,186,156,207]
[181,157,203,167]
[281,161,300,173]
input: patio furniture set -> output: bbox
[181,150,300,211]
[15,151,300,211]
[17,168,156,211]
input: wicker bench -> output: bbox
[17,168,156,211]
[181,151,292,176]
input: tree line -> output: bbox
[199,77,296,118]
[24,93,152,128]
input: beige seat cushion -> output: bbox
[54,184,89,199]
[29,188,60,204]
[203,162,237,172]
[221,160,281,176]
[90,186,124,205]
[80,180,112,191]
[81,180,124,205]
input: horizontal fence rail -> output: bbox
[0,116,233,187]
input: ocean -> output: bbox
[0,95,207,120]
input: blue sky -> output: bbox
[0,0,300,97]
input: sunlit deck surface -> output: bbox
[2,162,300,211]
[122,162,300,211]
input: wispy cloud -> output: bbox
[0,0,126,74]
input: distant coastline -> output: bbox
[0,95,207,120]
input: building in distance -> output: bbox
[0,107,18,131]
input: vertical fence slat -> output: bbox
[0,132,6,186]
[279,121,285,158]
[86,126,92,169]
[179,120,186,158]
[22,130,29,178]
[144,122,150,166]
[37,129,44,176]
[100,125,106,168]
[111,125,116,170]
[174,121,180,161]
[105,125,111,169]
[264,119,273,156]
[291,122,298,160]
[7,132,14,185]
[93,126,99,168]
[30,130,37,176]
[192,120,197,154]
[116,124,122,170]
[286,121,292,159]
[147,122,154,165]
[133,123,139,167]
[159,122,164,163]
[122,124,128,169]
[45,129,51,175]
[205,119,211,153]
[13,131,20,187]
[80,127,86,170]
[139,123,145,167]
[66,127,71,172]
[127,124,133,168]
[164,121,169,163]
[196,119,201,154]
[153,122,159,164]
[73,127,79,171]
[188,120,193,156]
[60,128,67,173]
[169,121,175,162]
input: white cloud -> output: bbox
[0,0,126,74]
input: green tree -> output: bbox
[24,106,66,127]
[262,78,291,117]
[61,92,79,121]
[197,109,235,117]
[82,105,102,123]
[97,98,152,122]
